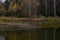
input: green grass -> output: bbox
[46,17,60,27]
[31,17,60,28]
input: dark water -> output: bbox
[37,28,60,40]
[0,28,60,40]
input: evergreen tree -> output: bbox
[5,0,9,10]
[5,0,10,16]
[37,0,45,17]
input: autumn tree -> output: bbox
[8,1,13,16]
[13,2,21,17]
[0,3,6,16]
[8,1,21,17]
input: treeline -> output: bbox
[38,0,60,17]
[0,0,60,18]
[0,0,23,17]
[0,0,30,17]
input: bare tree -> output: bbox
[54,0,56,17]
[31,0,40,18]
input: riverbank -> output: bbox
[0,17,60,28]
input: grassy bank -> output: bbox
[0,17,60,27]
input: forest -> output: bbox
[0,0,60,18]
[0,0,60,40]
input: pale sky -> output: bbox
[1,0,6,3]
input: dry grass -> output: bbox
[0,17,60,28]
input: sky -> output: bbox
[1,0,6,3]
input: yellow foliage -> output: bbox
[0,3,5,12]
[13,3,18,11]
[8,2,14,12]
[1,6,5,11]
[8,2,21,12]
